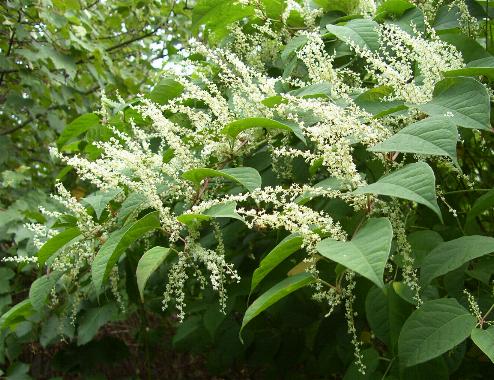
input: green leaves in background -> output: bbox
[326,19,380,51]
[77,303,118,346]
[250,234,303,293]
[92,212,161,293]
[317,218,393,288]
[222,117,306,144]
[240,272,315,341]
[0,300,33,332]
[416,77,491,131]
[354,162,441,220]
[420,235,494,285]
[57,113,100,148]
[148,78,184,105]
[471,326,494,363]
[37,227,81,266]
[192,0,254,42]
[182,167,262,192]
[444,57,494,80]
[369,117,458,165]
[82,188,122,220]
[177,201,244,225]
[136,246,172,302]
[398,298,476,367]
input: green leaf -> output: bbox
[37,227,81,266]
[191,0,254,42]
[29,274,58,311]
[355,86,407,118]
[136,246,172,302]
[240,272,315,341]
[444,57,494,80]
[466,189,494,224]
[369,117,458,165]
[420,235,494,285]
[182,167,262,192]
[288,82,332,98]
[57,113,100,148]
[471,326,494,363]
[77,303,118,346]
[316,218,393,288]
[326,19,380,52]
[82,188,122,219]
[91,212,161,293]
[148,78,184,105]
[398,298,476,367]
[0,300,33,332]
[177,201,244,225]
[251,234,303,293]
[281,35,308,61]
[294,177,346,205]
[415,77,491,131]
[222,117,306,144]
[354,162,442,220]
[118,192,148,223]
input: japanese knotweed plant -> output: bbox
[2,0,494,377]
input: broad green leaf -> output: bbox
[407,230,443,267]
[355,86,407,118]
[369,117,458,165]
[420,235,494,285]
[471,326,494,363]
[354,162,442,220]
[177,201,244,225]
[77,303,118,346]
[222,117,306,144]
[82,188,122,219]
[92,212,161,293]
[289,82,332,98]
[281,35,308,61]
[37,227,81,266]
[316,218,393,288]
[118,192,148,223]
[375,0,415,19]
[326,19,380,52]
[415,77,491,131]
[182,167,261,192]
[57,113,100,147]
[398,298,476,367]
[294,177,346,205]
[29,274,58,311]
[240,272,315,341]
[444,57,494,80]
[466,189,494,224]
[251,234,303,293]
[136,246,172,301]
[191,0,254,42]
[148,78,184,105]
[0,300,33,332]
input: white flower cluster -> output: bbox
[350,23,464,104]
[41,12,471,332]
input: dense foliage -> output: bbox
[1,0,494,378]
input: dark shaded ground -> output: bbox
[20,314,251,380]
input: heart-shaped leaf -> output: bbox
[415,77,491,131]
[354,162,442,220]
[420,235,494,285]
[369,117,458,165]
[182,167,261,192]
[316,218,393,288]
[398,298,476,367]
